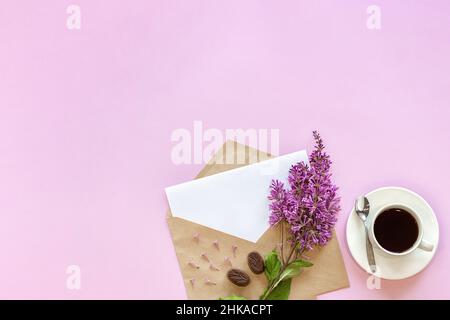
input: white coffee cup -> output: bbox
[367,203,434,257]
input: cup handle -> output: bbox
[419,239,434,252]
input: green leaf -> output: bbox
[291,259,313,268]
[274,259,313,288]
[264,279,292,300]
[264,250,281,282]
[219,295,247,300]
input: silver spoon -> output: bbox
[355,196,377,273]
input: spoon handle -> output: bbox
[365,225,377,273]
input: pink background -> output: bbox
[1,0,449,299]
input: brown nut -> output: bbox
[247,251,265,274]
[227,268,251,287]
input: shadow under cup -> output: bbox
[373,205,421,254]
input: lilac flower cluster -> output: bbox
[268,131,340,252]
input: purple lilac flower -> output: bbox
[268,131,340,252]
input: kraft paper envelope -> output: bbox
[166,141,349,300]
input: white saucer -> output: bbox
[346,186,439,280]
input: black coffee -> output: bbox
[374,208,419,253]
